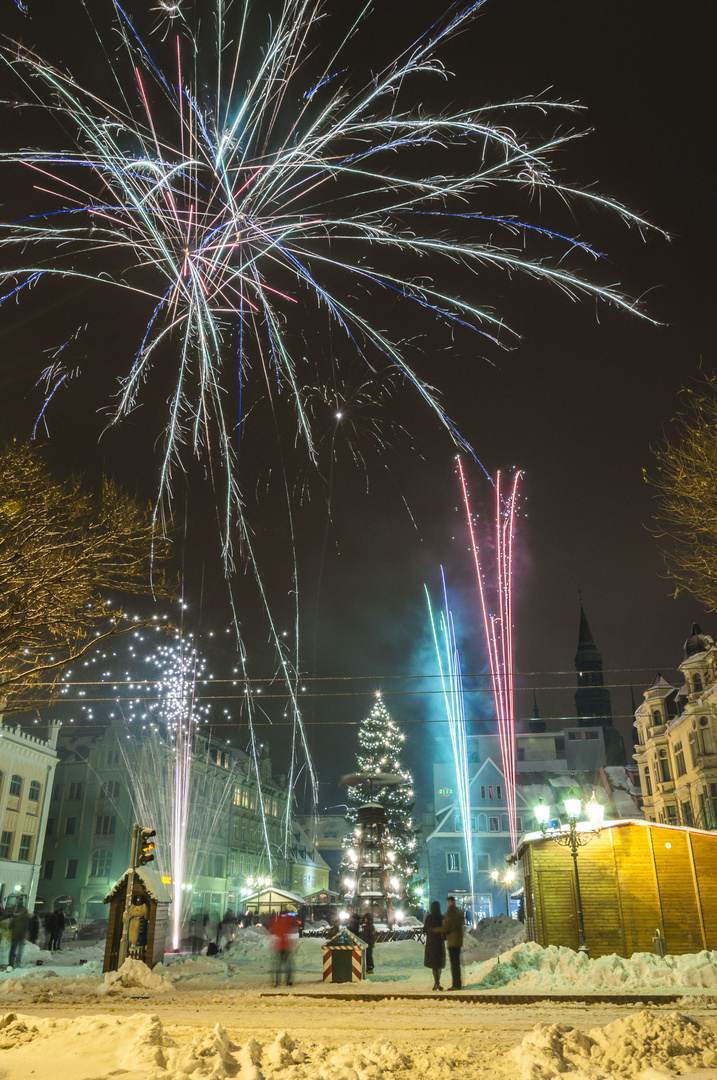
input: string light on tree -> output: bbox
[344,693,421,907]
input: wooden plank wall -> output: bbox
[690,833,717,949]
[611,825,661,955]
[526,823,717,958]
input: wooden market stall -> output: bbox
[518,818,717,958]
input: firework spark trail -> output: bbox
[66,631,243,947]
[425,572,475,917]
[458,458,521,853]
[1,1,661,821]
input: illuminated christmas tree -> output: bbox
[343,694,421,906]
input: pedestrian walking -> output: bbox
[9,907,29,969]
[268,906,299,986]
[28,911,40,946]
[442,896,464,990]
[423,900,446,990]
[54,908,66,951]
[359,913,377,974]
[0,908,10,967]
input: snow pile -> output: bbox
[515,1009,717,1079]
[99,957,172,995]
[467,941,717,992]
[467,915,526,959]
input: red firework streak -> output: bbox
[457,458,522,854]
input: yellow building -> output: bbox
[519,818,717,958]
[634,624,717,830]
[0,719,59,911]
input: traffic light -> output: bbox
[137,828,156,866]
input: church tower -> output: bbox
[574,606,613,726]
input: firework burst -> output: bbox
[0,1,661,812]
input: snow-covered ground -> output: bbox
[2,918,717,1079]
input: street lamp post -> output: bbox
[534,789,604,957]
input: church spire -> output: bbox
[574,605,613,727]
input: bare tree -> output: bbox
[0,441,172,714]
[647,373,717,611]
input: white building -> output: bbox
[0,719,59,911]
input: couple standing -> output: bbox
[423,896,463,991]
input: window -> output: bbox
[29,780,41,802]
[46,817,55,835]
[214,855,223,877]
[658,749,671,782]
[489,817,499,832]
[241,819,247,841]
[700,718,715,755]
[653,710,662,725]
[674,741,686,777]
[446,852,461,872]
[233,787,242,806]
[9,774,22,798]
[666,805,677,822]
[489,786,494,799]
[478,814,487,832]
[90,849,112,877]
[497,785,502,800]
[516,816,523,832]
[554,737,565,757]
[106,749,120,766]
[69,782,84,800]
[65,817,76,835]
[585,731,599,741]
[230,852,237,875]
[44,859,55,880]
[51,783,61,801]
[568,731,582,741]
[95,815,116,835]
[501,814,509,832]
[480,786,485,800]
[18,834,32,861]
[682,801,694,827]
[66,859,78,879]
[99,781,120,800]
[694,674,703,693]
[0,831,12,858]
[643,768,653,797]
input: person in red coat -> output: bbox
[268,906,299,986]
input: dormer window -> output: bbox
[693,673,703,693]
[653,710,662,725]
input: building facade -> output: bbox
[0,719,59,912]
[424,728,642,918]
[634,624,717,830]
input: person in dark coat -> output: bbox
[442,896,464,990]
[28,912,40,946]
[45,910,60,952]
[347,911,361,936]
[359,913,377,973]
[423,901,446,990]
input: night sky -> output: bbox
[0,0,713,809]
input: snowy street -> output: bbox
[4,989,717,1080]
[2,921,717,1078]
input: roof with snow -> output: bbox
[104,865,173,904]
[322,927,365,950]
[517,817,717,857]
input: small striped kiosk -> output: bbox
[322,928,366,983]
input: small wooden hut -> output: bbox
[518,818,717,958]
[103,866,172,972]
